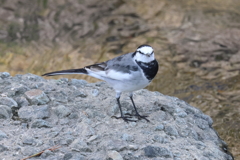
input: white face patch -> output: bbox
[134,46,155,63]
[137,46,153,55]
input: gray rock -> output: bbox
[0,73,234,160]
[200,114,213,126]
[63,153,73,160]
[70,79,88,87]
[68,113,79,119]
[18,106,34,121]
[59,78,69,83]
[22,73,44,82]
[153,135,169,143]
[15,96,30,108]
[48,91,68,103]
[54,105,71,118]
[73,90,88,98]
[22,137,35,145]
[195,141,207,150]
[64,153,86,160]
[110,104,119,115]
[0,130,7,141]
[59,134,75,145]
[70,138,92,152]
[31,119,52,128]
[87,135,99,143]
[40,149,54,159]
[60,120,71,126]
[128,144,139,151]
[103,140,128,151]
[91,89,99,97]
[34,105,50,119]
[0,97,18,108]
[178,127,190,137]
[0,72,10,78]
[21,123,28,129]
[25,89,50,105]
[173,108,187,118]
[164,125,179,136]
[143,146,172,158]
[76,122,96,137]
[21,146,40,156]
[0,105,12,119]
[155,101,175,115]
[10,84,29,96]
[0,144,8,152]
[107,150,123,160]
[121,133,134,142]
[195,118,209,130]
[155,124,164,131]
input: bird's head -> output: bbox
[134,45,155,63]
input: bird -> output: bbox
[42,44,158,122]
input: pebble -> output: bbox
[15,97,29,108]
[34,105,50,119]
[143,146,172,158]
[107,150,123,160]
[73,90,88,98]
[18,106,34,121]
[70,79,88,87]
[54,105,71,118]
[128,145,139,151]
[25,89,50,105]
[22,138,35,145]
[164,125,179,136]
[40,149,54,159]
[87,135,99,143]
[121,133,134,142]
[91,89,99,97]
[0,105,12,119]
[63,153,73,160]
[70,138,92,152]
[31,119,52,128]
[0,144,8,152]
[153,135,169,143]
[0,72,10,78]
[10,84,29,96]
[0,97,18,108]
[21,146,40,156]
[0,130,7,141]
[195,118,209,130]
[155,124,164,131]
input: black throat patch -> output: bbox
[135,59,158,81]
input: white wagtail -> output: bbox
[42,45,158,122]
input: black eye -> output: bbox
[138,51,144,55]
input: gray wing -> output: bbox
[85,52,139,81]
[105,52,139,73]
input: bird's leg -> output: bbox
[129,93,150,122]
[112,92,136,122]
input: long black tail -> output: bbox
[42,68,88,76]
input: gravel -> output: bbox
[0,72,234,160]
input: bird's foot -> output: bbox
[125,113,150,122]
[136,114,150,122]
[111,115,137,123]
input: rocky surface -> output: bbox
[0,72,233,160]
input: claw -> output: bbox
[131,114,150,122]
[111,116,137,123]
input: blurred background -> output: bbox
[0,0,240,158]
